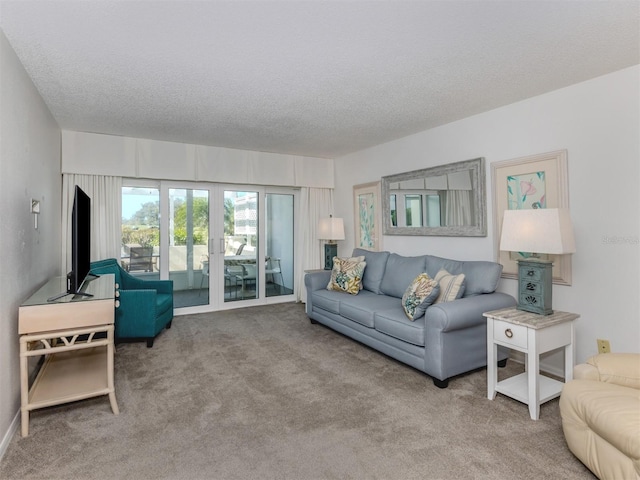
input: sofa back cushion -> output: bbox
[425,255,502,296]
[380,254,427,298]
[352,248,390,294]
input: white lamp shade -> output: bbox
[500,208,576,254]
[318,217,345,241]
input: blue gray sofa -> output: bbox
[305,248,516,388]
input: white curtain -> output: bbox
[295,187,334,303]
[445,190,472,226]
[61,174,123,272]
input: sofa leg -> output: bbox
[146,338,154,348]
[498,358,508,368]
[309,318,318,324]
[433,378,449,389]
[166,320,172,329]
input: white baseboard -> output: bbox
[0,410,19,462]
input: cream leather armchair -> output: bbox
[560,353,640,480]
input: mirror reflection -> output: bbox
[382,158,486,236]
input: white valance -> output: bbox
[62,130,334,188]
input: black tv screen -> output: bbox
[69,185,91,294]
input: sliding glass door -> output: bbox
[222,189,259,303]
[265,193,294,297]
[167,188,210,308]
[123,181,297,313]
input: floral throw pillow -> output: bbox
[434,269,466,304]
[326,256,367,295]
[402,273,440,320]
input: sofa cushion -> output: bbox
[380,254,428,298]
[327,256,366,295]
[460,261,503,296]
[374,309,425,347]
[425,255,502,297]
[401,273,440,320]
[339,292,400,328]
[352,248,390,294]
[434,269,465,303]
[310,289,344,314]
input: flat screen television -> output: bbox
[68,185,92,295]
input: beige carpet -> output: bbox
[0,302,594,480]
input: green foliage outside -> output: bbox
[172,197,209,245]
[224,198,235,236]
[122,225,159,248]
[122,201,160,247]
[122,197,236,247]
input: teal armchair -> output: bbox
[90,258,174,347]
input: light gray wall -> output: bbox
[334,65,640,366]
[0,30,61,451]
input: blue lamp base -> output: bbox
[517,259,553,315]
[324,243,338,270]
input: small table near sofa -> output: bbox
[484,307,579,420]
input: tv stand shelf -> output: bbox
[19,274,119,436]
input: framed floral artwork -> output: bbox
[353,181,383,251]
[491,150,572,285]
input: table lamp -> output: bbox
[318,215,345,270]
[500,208,575,315]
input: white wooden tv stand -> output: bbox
[18,274,119,436]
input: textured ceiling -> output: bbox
[1,1,638,159]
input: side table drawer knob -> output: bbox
[505,328,513,338]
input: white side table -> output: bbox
[484,307,579,420]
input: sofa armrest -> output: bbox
[116,289,160,337]
[304,271,331,292]
[425,292,516,332]
[573,363,600,381]
[581,353,640,390]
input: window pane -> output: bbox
[266,193,294,297]
[426,194,441,227]
[390,194,397,227]
[168,188,209,308]
[224,190,258,302]
[121,186,160,278]
[405,194,423,227]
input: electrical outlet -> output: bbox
[597,339,611,354]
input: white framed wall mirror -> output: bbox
[382,157,487,236]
